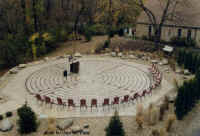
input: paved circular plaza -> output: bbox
[0,56,174,117]
[26,58,153,105]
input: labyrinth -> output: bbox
[26,58,153,106]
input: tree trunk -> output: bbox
[46,0,51,19]
[108,0,113,28]
[61,0,64,9]
[154,27,162,49]
[21,0,28,34]
[73,0,85,40]
[74,13,81,40]
[32,0,38,32]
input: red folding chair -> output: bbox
[35,94,44,105]
[36,94,44,101]
[121,95,129,104]
[91,99,97,107]
[91,99,97,111]
[102,98,110,110]
[112,97,119,105]
[146,88,152,96]
[141,90,147,98]
[130,96,134,103]
[152,84,156,89]
[112,97,119,106]
[44,96,54,107]
[68,99,75,108]
[57,97,66,107]
[80,99,87,109]
[133,93,140,101]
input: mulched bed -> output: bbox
[110,39,160,53]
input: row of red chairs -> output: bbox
[149,63,162,88]
[35,89,153,109]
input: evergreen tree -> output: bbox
[175,85,186,120]
[177,49,184,66]
[187,52,193,71]
[195,56,200,72]
[184,51,190,69]
[17,104,38,134]
[105,111,125,136]
[195,68,200,99]
[191,54,198,73]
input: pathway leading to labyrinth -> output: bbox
[0,56,174,117]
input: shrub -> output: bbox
[136,104,144,116]
[176,49,200,74]
[6,112,12,118]
[136,104,144,129]
[168,59,176,71]
[0,115,3,120]
[163,96,169,111]
[95,43,104,53]
[118,28,124,37]
[67,33,76,41]
[108,27,118,38]
[105,111,125,136]
[151,129,160,136]
[149,106,158,126]
[45,117,56,134]
[159,105,165,121]
[103,40,110,49]
[170,36,196,47]
[141,35,155,41]
[142,35,148,40]
[175,79,197,120]
[17,104,38,134]
[165,114,176,132]
[59,29,68,41]
[89,24,107,35]
[173,78,179,90]
[108,30,115,38]
[136,114,144,130]
[84,30,92,42]
[160,128,168,136]
[147,103,154,125]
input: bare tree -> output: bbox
[136,0,189,48]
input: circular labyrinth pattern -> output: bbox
[26,58,152,105]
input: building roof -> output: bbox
[137,0,200,27]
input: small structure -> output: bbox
[70,61,80,74]
[163,45,173,55]
[163,45,173,52]
[128,28,133,37]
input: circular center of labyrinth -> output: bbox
[26,58,152,102]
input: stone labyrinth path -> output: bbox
[26,58,152,105]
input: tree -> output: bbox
[72,0,86,40]
[84,29,92,42]
[135,0,188,48]
[95,0,139,40]
[175,79,199,120]
[175,85,186,120]
[105,111,125,136]
[17,104,38,134]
